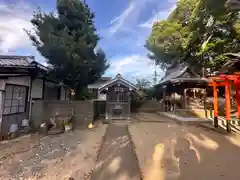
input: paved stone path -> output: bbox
[90,123,141,180]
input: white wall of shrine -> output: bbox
[97,92,106,100]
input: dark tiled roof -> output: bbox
[31,61,50,71]
[159,63,190,84]
[157,63,207,86]
[217,52,240,73]
[100,77,112,81]
[225,0,240,10]
[0,55,35,68]
[88,81,108,89]
[88,77,112,89]
[224,52,240,59]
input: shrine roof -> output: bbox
[217,52,240,74]
[157,63,208,86]
[98,73,138,92]
[224,52,240,59]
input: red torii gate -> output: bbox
[209,72,240,132]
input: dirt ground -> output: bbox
[129,113,240,180]
[0,124,107,180]
[2,113,240,180]
[90,123,141,180]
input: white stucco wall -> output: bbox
[6,77,31,101]
[0,80,6,90]
[98,91,106,100]
[6,76,31,87]
[1,77,71,102]
[45,81,58,87]
[0,80,5,126]
[0,90,3,126]
[65,88,70,100]
[60,86,66,100]
[31,78,43,99]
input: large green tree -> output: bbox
[145,0,199,70]
[187,0,240,71]
[146,0,240,73]
[27,0,109,99]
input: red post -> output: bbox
[225,79,231,132]
[213,81,218,128]
[234,78,240,119]
[236,91,240,119]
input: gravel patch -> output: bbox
[0,124,107,180]
[129,113,240,180]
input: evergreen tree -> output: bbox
[27,0,109,99]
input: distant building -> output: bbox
[87,77,112,100]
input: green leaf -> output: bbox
[146,0,240,73]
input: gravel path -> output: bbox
[0,124,107,180]
[90,123,141,180]
[129,113,240,180]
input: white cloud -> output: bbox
[108,0,158,36]
[108,0,177,36]
[105,55,164,82]
[0,1,35,53]
[108,1,137,36]
[109,2,135,26]
[139,4,176,28]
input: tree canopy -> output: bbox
[135,78,151,90]
[146,0,240,73]
[27,0,109,99]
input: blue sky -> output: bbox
[0,0,176,83]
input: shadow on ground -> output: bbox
[90,123,141,180]
[129,113,240,180]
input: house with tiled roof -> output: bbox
[0,55,70,138]
[87,76,112,100]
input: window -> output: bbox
[3,84,28,115]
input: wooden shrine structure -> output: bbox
[98,74,138,121]
[155,63,209,111]
[208,52,240,132]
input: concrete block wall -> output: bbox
[73,101,94,126]
[31,100,94,129]
[131,100,162,113]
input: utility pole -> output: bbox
[153,61,157,84]
[202,67,205,77]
